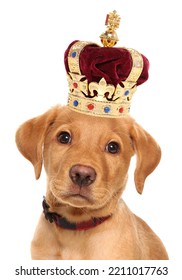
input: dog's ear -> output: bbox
[15,106,59,179]
[130,122,161,194]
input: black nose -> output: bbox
[69,164,96,187]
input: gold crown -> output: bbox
[66,11,144,118]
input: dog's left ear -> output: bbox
[130,122,161,194]
[15,106,59,180]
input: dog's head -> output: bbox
[16,106,161,219]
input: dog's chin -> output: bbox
[50,186,95,209]
[59,193,94,208]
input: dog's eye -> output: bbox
[57,131,71,144]
[106,141,120,154]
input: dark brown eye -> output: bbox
[57,131,71,144]
[106,141,120,154]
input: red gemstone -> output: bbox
[73,82,78,88]
[119,107,124,113]
[87,104,94,110]
[105,14,109,25]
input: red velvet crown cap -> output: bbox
[64,40,149,87]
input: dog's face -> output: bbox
[16,106,161,220]
[43,108,134,213]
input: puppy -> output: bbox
[16,105,168,260]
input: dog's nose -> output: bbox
[69,164,96,187]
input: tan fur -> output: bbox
[16,105,168,260]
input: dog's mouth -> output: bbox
[64,193,93,206]
[70,184,97,204]
[50,183,95,208]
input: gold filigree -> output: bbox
[89,78,115,100]
[67,73,88,96]
[68,41,98,74]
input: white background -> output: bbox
[0,0,181,277]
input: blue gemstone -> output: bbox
[73,100,79,107]
[71,51,77,58]
[124,90,129,96]
[104,107,110,113]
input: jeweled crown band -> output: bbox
[68,41,98,75]
[67,79,137,117]
[123,48,143,88]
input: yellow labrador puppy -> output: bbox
[16,105,168,260]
